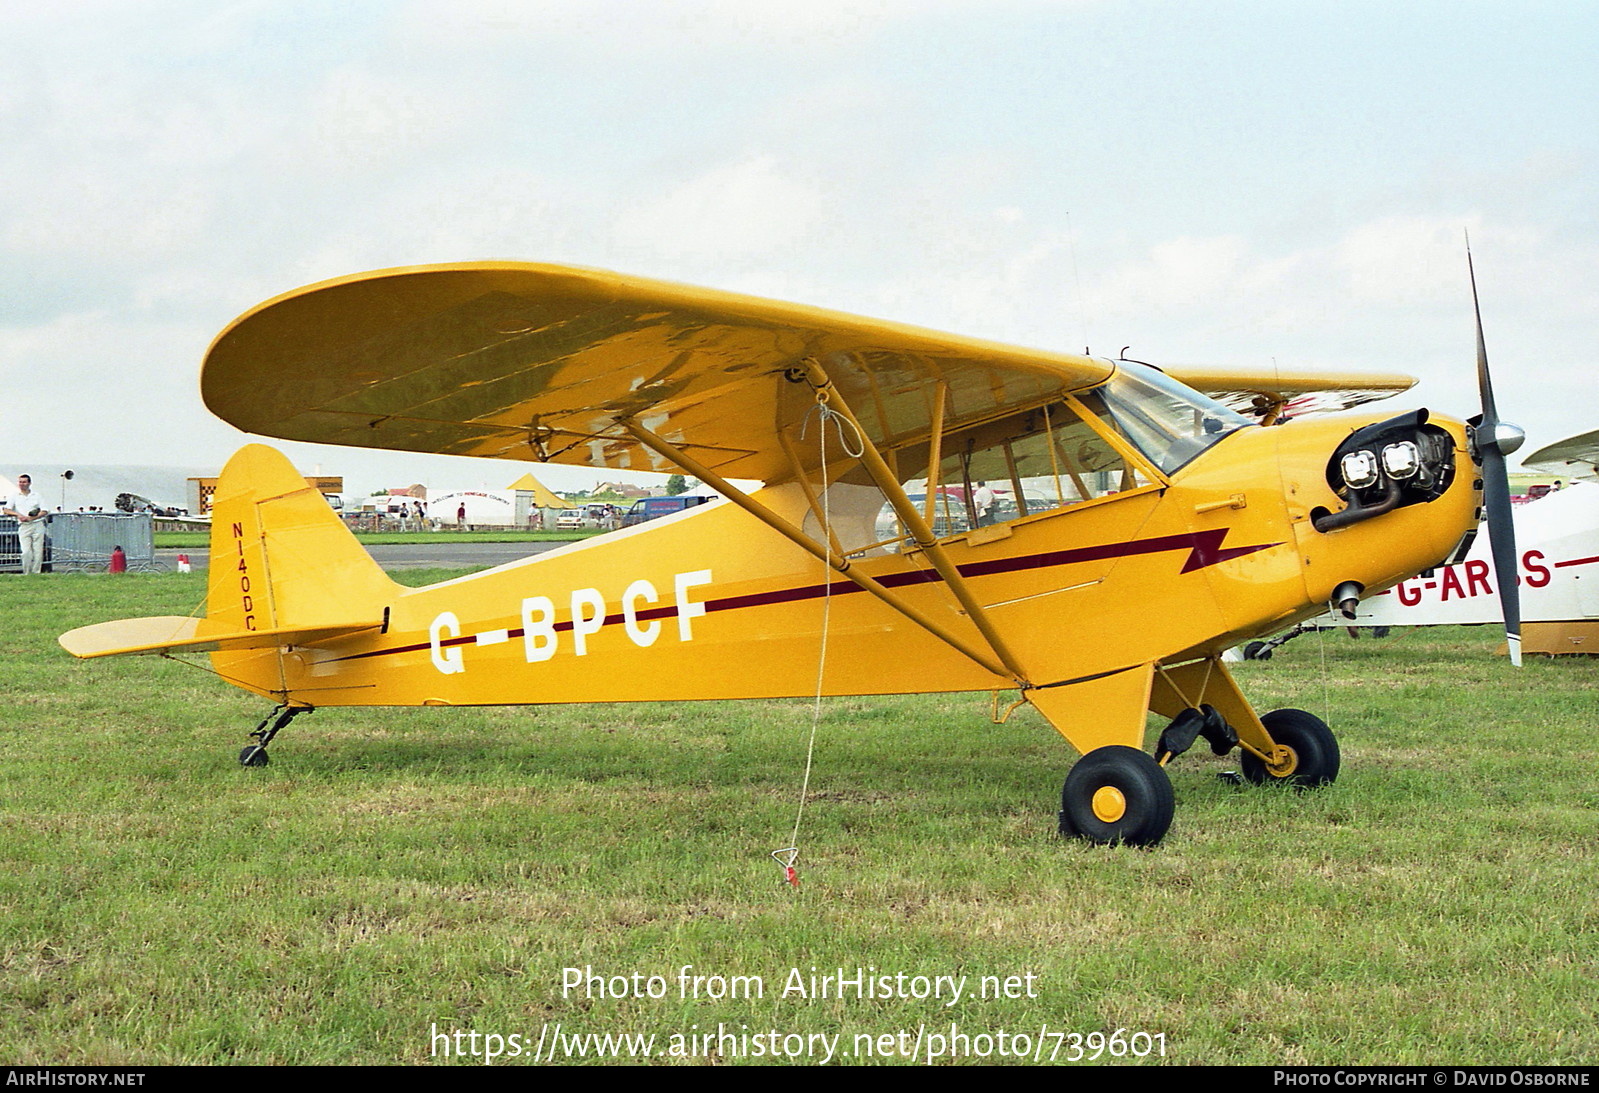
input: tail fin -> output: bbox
[61,445,393,677]
[207,444,397,634]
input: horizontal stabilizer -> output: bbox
[59,615,381,659]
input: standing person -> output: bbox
[5,474,49,574]
[972,480,997,527]
[456,502,467,530]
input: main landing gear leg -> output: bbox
[1150,656,1340,788]
[1028,656,1342,846]
[238,703,311,767]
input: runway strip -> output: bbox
[155,539,571,572]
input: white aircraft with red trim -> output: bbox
[1336,433,1599,654]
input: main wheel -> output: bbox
[239,745,270,767]
[1240,708,1339,788]
[1058,746,1175,847]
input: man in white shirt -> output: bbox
[972,481,997,527]
[4,474,48,574]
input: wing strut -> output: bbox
[797,358,1033,683]
[924,381,949,527]
[621,420,1019,684]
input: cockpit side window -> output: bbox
[868,398,1157,548]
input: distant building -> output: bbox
[189,474,342,515]
[506,471,569,509]
[592,481,652,499]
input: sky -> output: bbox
[3,0,1596,495]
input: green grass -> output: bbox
[155,530,603,548]
[2,573,1595,1065]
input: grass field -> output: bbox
[2,571,1596,1066]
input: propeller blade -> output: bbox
[1466,237,1522,666]
[1480,443,1522,666]
[1467,236,1499,429]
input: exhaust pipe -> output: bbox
[1330,580,1364,621]
[1311,477,1403,533]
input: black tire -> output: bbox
[1243,641,1272,661]
[239,745,270,768]
[1240,709,1339,788]
[1058,746,1175,847]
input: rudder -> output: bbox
[207,444,398,637]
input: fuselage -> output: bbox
[216,400,1480,709]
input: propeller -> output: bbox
[1466,237,1526,665]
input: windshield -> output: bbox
[1092,361,1254,474]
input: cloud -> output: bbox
[395,0,926,56]
[611,154,828,264]
[4,1,1594,480]
[292,65,466,179]
[1090,215,1560,344]
[0,309,233,462]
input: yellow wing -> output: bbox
[1163,365,1416,423]
[1523,428,1599,482]
[201,263,1114,484]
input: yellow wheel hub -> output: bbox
[1091,786,1127,823]
[1265,744,1299,778]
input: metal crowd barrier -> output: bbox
[11,512,161,573]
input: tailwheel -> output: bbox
[1058,745,1175,847]
[237,704,309,768]
[1240,708,1340,788]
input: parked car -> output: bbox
[587,503,623,529]
[621,495,712,527]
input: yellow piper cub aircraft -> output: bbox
[60,262,1521,846]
